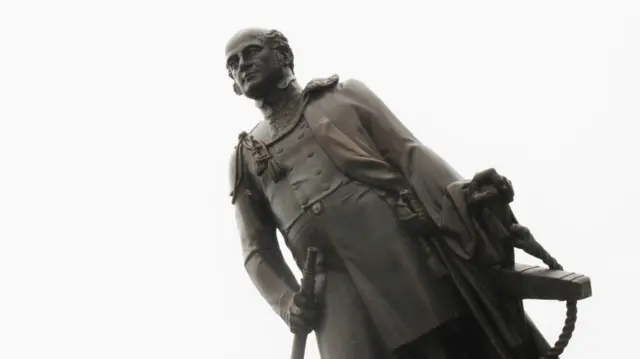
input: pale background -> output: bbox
[0,1,638,358]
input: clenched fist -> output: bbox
[468,168,514,206]
[285,290,322,335]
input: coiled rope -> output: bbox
[508,223,578,359]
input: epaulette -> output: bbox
[302,74,340,98]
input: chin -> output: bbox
[242,88,262,100]
[242,82,269,100]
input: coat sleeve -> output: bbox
[229,149,300,324]
[341,79,464,223]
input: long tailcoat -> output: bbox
[229,75,549,358]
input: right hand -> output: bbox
[286,290,321,335]
[468,168,514,206]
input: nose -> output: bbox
[237,55,252,72]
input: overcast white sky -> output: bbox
[0,1,638,358]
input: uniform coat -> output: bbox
[229,75,549,358]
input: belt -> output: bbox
[285,180,368,234]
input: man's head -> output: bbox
[225,28,295,100]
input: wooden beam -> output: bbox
[486,263,592,301]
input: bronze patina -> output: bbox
[225,27,591,359]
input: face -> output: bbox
[225,31,282,100]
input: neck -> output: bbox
[256,80,303,120]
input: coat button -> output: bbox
[313,168,323,175]
[321,183,330,191]
[311,202,323,215]
[297,132,304,139]
[306,151,315,158]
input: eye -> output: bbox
[227,56,239,70]
[243,45,262,57]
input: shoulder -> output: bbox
[228,122,261,202]
[300,74,379,100]
[301,74,368,96]
[228,122,260,172]
[249,120,270,142]
[313,76,380,110]
[303,75,377,110]
[231,120,270,146]
[340,77,368,91]
[303,74,341,96]
[338,78,379,101]
[228,138,246,203]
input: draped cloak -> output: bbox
[230,75,550,358]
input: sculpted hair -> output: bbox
[262,29,295,74]
[227,29,295,94]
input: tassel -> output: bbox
[265,157,288,183]
[230,133,250,204]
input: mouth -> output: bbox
[243,72,258,81]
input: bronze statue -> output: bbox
[225,27,591,359]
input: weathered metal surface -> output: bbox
[488,263,592,301]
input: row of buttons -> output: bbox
[272,122,326,214]
[275,148,315,158]
[274,127,306,154]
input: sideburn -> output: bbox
[277,67,296,89]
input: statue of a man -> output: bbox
[226,28,550,359]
